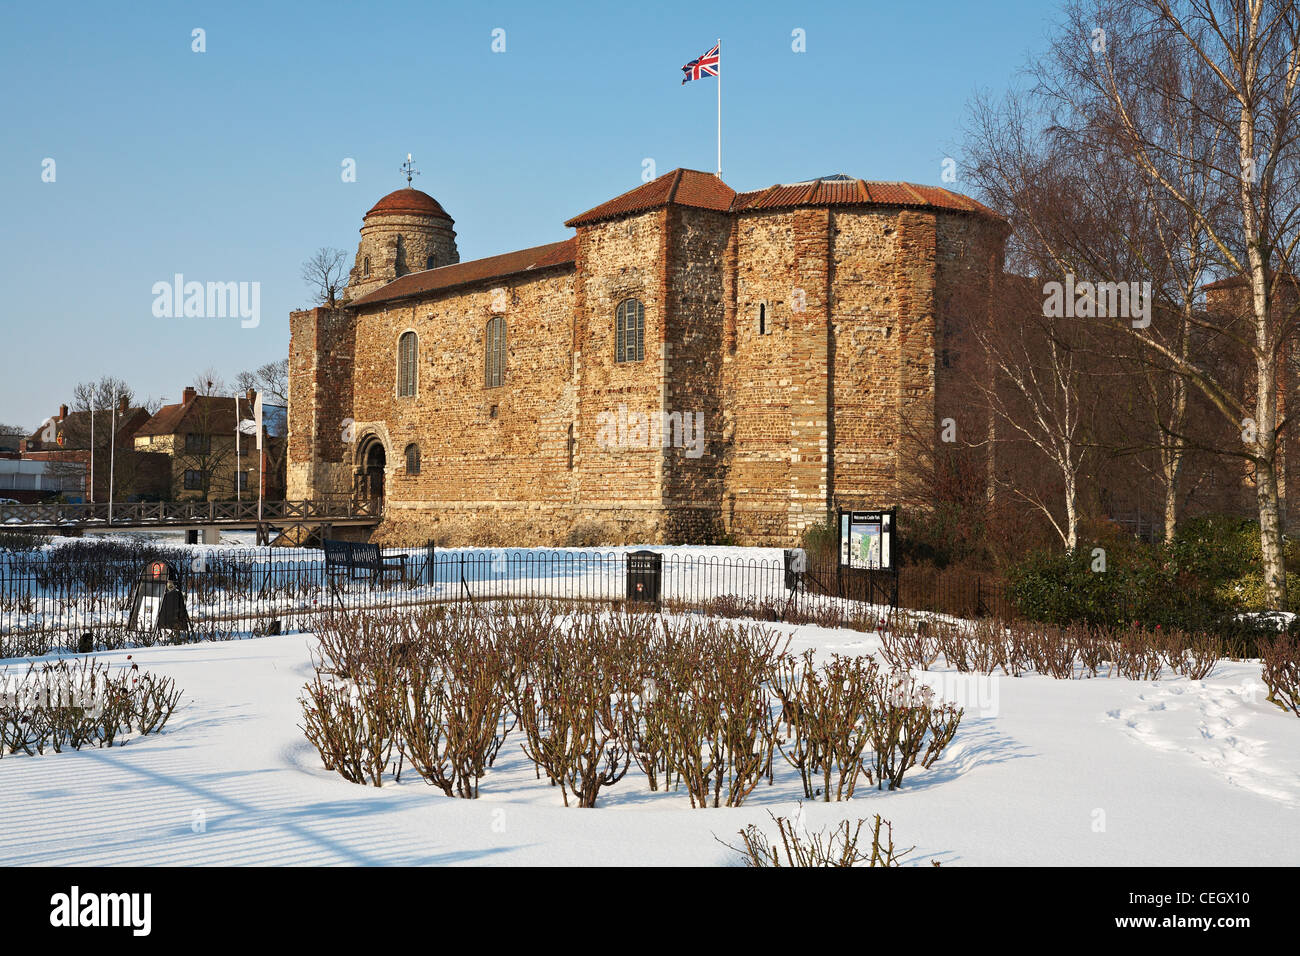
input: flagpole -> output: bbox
[716,37,722,176]
[108,401,116,526]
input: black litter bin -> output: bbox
[127,560,191,633]
[783,548,807,590]
[625,550,663,606]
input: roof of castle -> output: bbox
[347,238,577,308]
[365,188,453,221]
[565,169,1003,226]
[346,171,1001,308]
[731,177,1001,217]
[564,169,737,226]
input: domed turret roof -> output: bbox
[364,188,453,221]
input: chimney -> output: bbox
[58,404,68,420]
[182,386,197,404]
[118,394,129,413]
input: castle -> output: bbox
[287,168,1007,546]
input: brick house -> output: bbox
[20,398,168,501]
[134,387,286,501]
[289,170,1008,546]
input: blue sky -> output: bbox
[0,0,1055,429]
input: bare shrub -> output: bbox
[728,808,925,867]
[967,618,1008,675]
[1260,635,1300,717]
[513,626,630,808]
[877,614,942,671]
[1016,621,1075,679]
[936,623,974,673]
[1113,624,1165,681]
[1158,628,1220,681]
[867,671,962,791]
[654,618,787,808]
[773,650,877,801]
[0,657,179,757]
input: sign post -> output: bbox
[837,507,899,608]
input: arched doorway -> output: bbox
[357,438,386,507]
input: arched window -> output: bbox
[397,331,418,397]
[405,443,420,475]
[758,302,770,335]
[485,316,506,388]
[363,256,372,277]
[615,298,645,363]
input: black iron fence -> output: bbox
[0,543,1014,657]
[0,495,377,529]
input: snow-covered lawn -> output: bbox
[0,619,1296,866]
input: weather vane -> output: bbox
[400,153,420,186]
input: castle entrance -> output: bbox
[357,438,386,507]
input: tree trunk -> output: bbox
[1256,453,1287,610]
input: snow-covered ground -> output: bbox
[0,618,1296,866]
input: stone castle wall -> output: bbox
[288,198,1004,547]
[345,213,459,303]
[287,306,355,501]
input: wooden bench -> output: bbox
[323,539,408,587]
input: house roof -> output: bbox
[23,408,151,451]
[564,169,1003,226]
[135,395,254,438]
[365,188,453,222]
[348,238,577,308]
[1201,273,1299,292]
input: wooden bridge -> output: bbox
[0,497,380,545]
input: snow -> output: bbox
[1,617,1297,866]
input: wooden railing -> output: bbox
[0,496,379,528]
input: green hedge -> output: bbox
[1007,516,1299,643]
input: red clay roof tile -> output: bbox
[135,396,254,438]
[365,188,453,221]
[348,238,576,308]
[565,169,735,227]
[571,170,1001,223]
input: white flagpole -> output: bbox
[108,401,116,525]
[89,407,95,504]
[716,38,722,176]
[255,391,264,531]
[235,396,242,503]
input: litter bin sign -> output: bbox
[127,560,190,633]
[625,550,663,606]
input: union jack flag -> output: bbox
[681,43,720,84]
